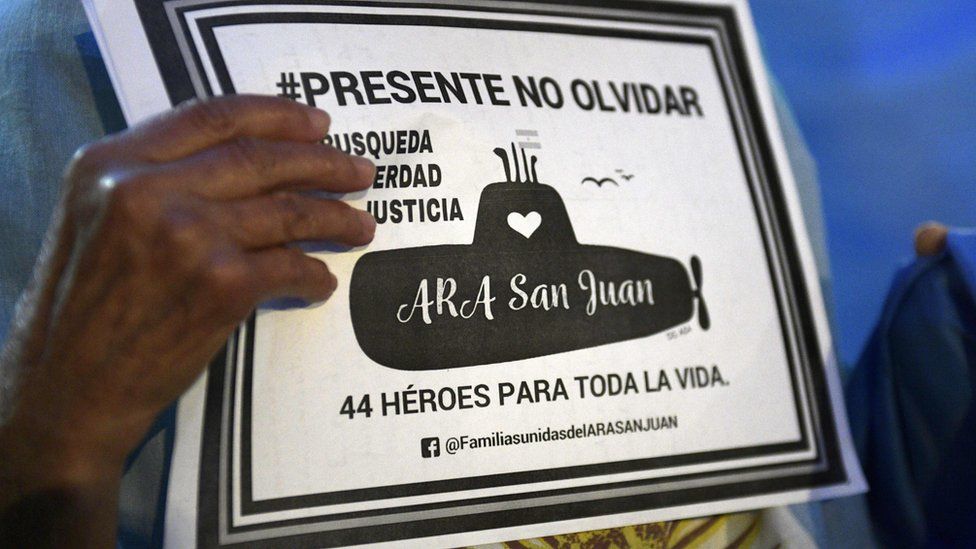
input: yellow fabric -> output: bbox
[474,512,769,549]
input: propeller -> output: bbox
[691,256,710,330]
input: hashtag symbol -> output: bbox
[276,72,302,101]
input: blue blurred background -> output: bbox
[750,1,976,366]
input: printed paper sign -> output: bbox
[82,1,865,546]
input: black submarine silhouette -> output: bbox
[349,144,708,370]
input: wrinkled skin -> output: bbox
[0,95,375,547]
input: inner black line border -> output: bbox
[201,12,816,512]
[130,1,846,546]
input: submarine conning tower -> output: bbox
[472,144,579,250]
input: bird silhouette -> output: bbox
[581,176,618,187]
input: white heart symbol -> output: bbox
[507,212,542,239]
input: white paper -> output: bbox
[83,1,865,547]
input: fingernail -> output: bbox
[329,272,339,292]
[306,108,331,137]
[358,209,377,239]
[351,155,376,183]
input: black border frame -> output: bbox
[129,1,847,546]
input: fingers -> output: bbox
[75,96,371,310]
[118,95,331,162]
[249,247,338,303]
[219,193,375,249]
[163,139,375,199]
[914,221,948,257]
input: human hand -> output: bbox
[0,95,374,546]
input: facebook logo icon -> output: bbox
[421,437,440,458]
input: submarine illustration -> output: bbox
[349,144,708,370]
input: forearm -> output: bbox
[0,476,121,549]
[0,398,126,548]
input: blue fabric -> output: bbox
[751,1,976,368]
[847,229,976,547]
[0,0,104,341]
